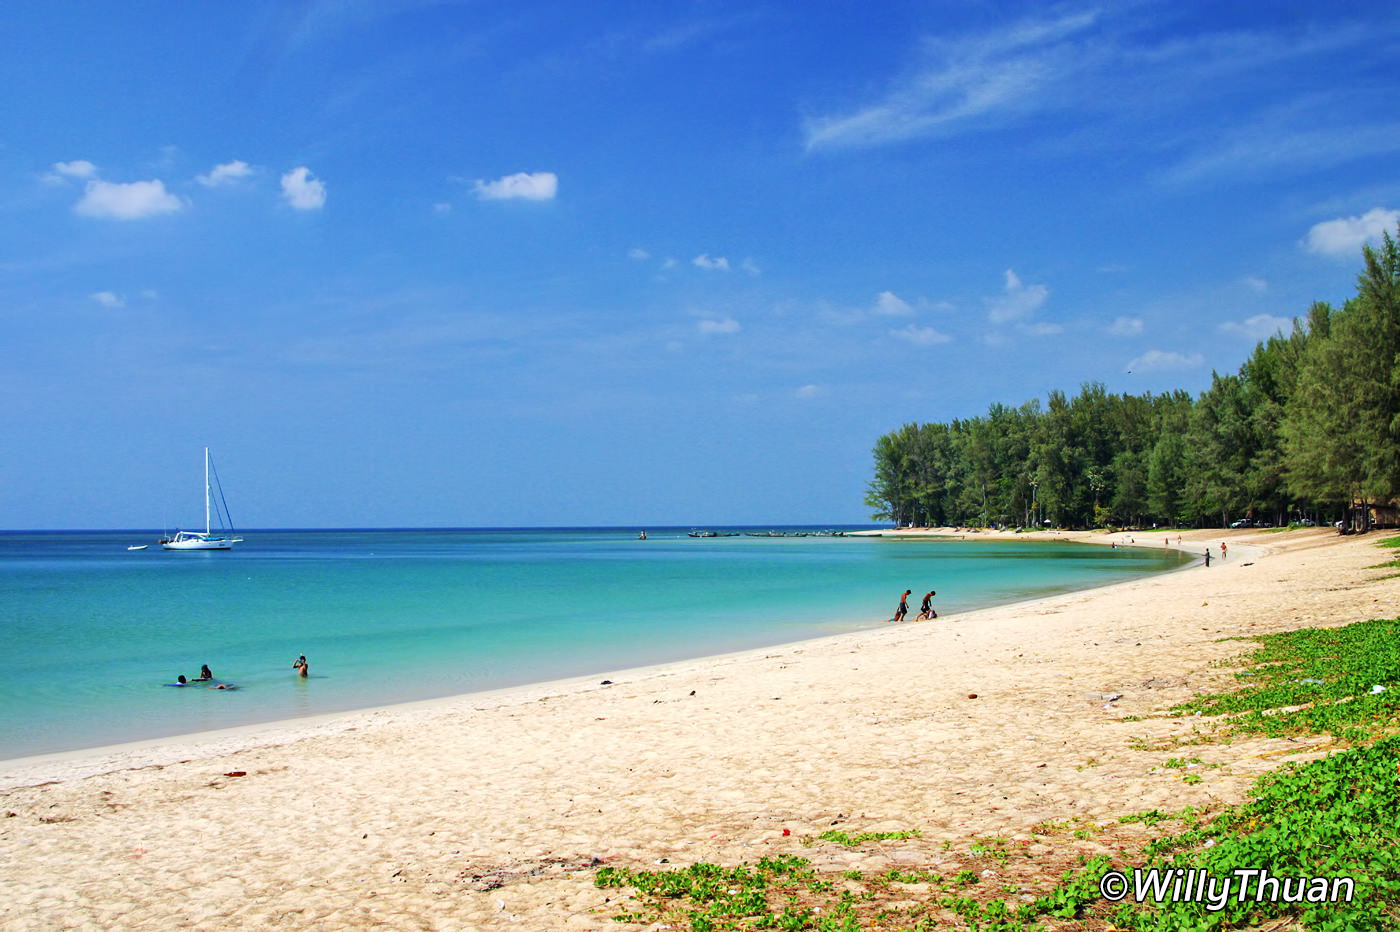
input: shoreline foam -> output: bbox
[1,527,1389,930]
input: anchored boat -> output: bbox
[160,448,243,551]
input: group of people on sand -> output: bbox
[169,655,311,689]
[892,589,937,622]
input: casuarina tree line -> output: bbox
[866,228,1400,531]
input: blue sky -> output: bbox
[3,1,1399,529]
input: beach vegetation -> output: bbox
[803,828,921,847]
[1172,616,1400,740]
[867,227,1400,531]
[597,614,1400,931]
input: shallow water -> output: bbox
[0,528,1188,758]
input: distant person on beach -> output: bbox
[893,590,911,622]
[293,655,309,677]
[197,664,213,681]
[1204,549,1212,567]
[917,591,937,620]
[1220,542,1227,560]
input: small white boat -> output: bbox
[160,448,243,551]
[127,545,148,551]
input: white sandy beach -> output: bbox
[1,528,1394,930]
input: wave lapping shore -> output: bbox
[0,528,1391,930]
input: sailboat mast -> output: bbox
[204,446,211,536]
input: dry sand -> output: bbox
[1,528,1395,930]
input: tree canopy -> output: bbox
[867,228,1400,530]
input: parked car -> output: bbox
[1229,518,1252,528]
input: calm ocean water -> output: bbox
[0,527,1188,759]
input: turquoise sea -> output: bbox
[0,528,1189,759]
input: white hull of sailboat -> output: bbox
[161,536,238,551]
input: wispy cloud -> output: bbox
[873,290,913,316]
[197,160,253,187]
[1220,314,1294,340]
[1108,316,1143,336]
[90,291,124,308]
[628,247,651,261]
[1164,117,1400,186]
[804,9,1100,150]
[75,179,183,219]
[1304,207,1400,257]
[1126,349,1204,372]
[693,253,730,271]
[49,159,97,182]
[803,7,1400,190]
[698,316,740,335]
[986,269,1048,324]
[281,166,326,209]
[474,171,557,201]
[891,323,951,345]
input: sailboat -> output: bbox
[160,448,244,551]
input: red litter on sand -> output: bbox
[782,829,791,836]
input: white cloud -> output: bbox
[891,323,952,345]
[1125,349,1205,372]
[433,202,452,215]
[628,247,651,261]
[874,290,914,316]
[473,171,557,201]
[740,257,761,277]
[661,258,678,270]
[1241,275,1268,294]
[1220,314,1293,340]
[1304,208,1400,257]
[804,9,1100,150]
[1108,316,1143,336]
[795,384,825,399]
[986,269,1049,324]
[280,166,326,210]
[698,317,740,335]
[74,179,183,219]
[693,253,730,271]
[90,291,124,308]
[51,159,98,180]
[1018,321,1063,336]
[196,160,253,187]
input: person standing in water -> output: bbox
[292,655,309,677]
[893,590,911,622]
[917,590,937,620]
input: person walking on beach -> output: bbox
[893,590,911,622]
[917,590,937,620]
[1220,541,1227,561]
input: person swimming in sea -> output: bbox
[196,664,213,681]
[293,655,309,677]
